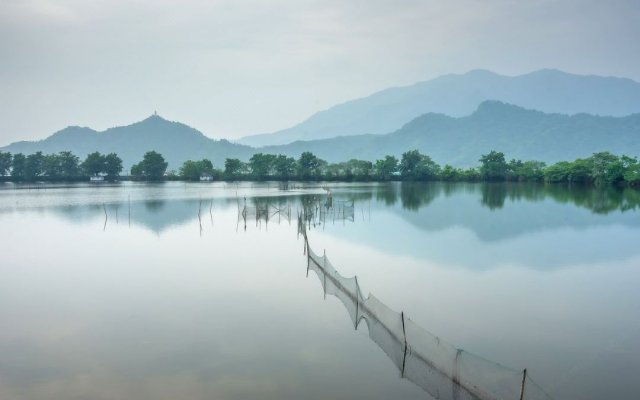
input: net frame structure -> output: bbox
[298,196,356,229]
[297,215,553,400]
[319,197,355,224]
[236,197,294,230]
[234,195,357,232]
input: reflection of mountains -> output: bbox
[331,183,640,269]
[33,196,316,233]
[52,200,204,232]
[11,183,640,240]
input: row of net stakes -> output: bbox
[299,225,534,400]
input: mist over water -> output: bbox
[0,182,638,400]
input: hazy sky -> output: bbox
[1,0,639,145]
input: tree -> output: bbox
[273,154,296,179]
[0,151,12,176]
[41,151,81,178]
[224,158,244,179]
[374,155,398,180]
[130,163,143,177]
[131,151,168,179]
[58,151,81,177]
[81,152,106,176]
[624,161,640,186]
[347,159,373,180]
[399,150,423,179]
[399,150,439,180]
[589,152,621,184]
[479,151,508,180]
[415,155,440,180]
[440,165,462,181]
[544,161,572,183]
[249,153,276,179]
[24,152,45,179]
[179,160,199,180]
[511,160,546,181]
[325,162,342,180]
[104,153,123,178]
[506,159,524,180]
[42,153,63,178]
[11,153,26,178]
[545,159,592,183]
[568,158,592,183]
[461,168,481,181]
[179,159,215,180]
[297,152,322,180]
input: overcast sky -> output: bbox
[1,0,639,145]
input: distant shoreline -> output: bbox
[1,176,638,189]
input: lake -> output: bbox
[0,181,638,400]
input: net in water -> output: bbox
[300,216,552,400]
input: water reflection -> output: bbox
[372,182,640,215]
[2,182,640,269]
[0,182,638,400]
[301,222,551,400]
[480,184,509,210]
[3,181,639,246]
[144,199,166,211]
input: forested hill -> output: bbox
[239,69,640,146]
[259,101,640,166]
[1,114,254,170]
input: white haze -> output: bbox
[0,0,639,145]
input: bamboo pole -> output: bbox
[323,249,327,299]
[401,311,408,377]
[355,276,360,330]
[519,369,527,400]
[102,203,108,231]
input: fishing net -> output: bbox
[301,218,553,400]
[307,246,362,328]
[359,295,406,371]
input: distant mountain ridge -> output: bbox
[259,101,640,166]
[238,69,640,146]
[2,102,640,170]
[2,114,254,170]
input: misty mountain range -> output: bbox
[260,101,640,166]
[239,68,640,146]
[2,69,640,170]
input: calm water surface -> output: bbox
[0,182,638,400]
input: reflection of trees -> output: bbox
[341,191,373,203]
[144,200,165,211]
[505,183,546,203]
[376,183,398,205]
[391,182,640,215]
[250,196,292,210]
[480,184,507,210]
[544,185,640,215]
[621,188,640,212]
[36,183,640,235]
[399,183,440,211]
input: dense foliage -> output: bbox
[0,150,122,180]
[131,151,168,180]
[1,149,639,186]
[179,159,217,181]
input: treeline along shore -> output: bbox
[1,149,639,187]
